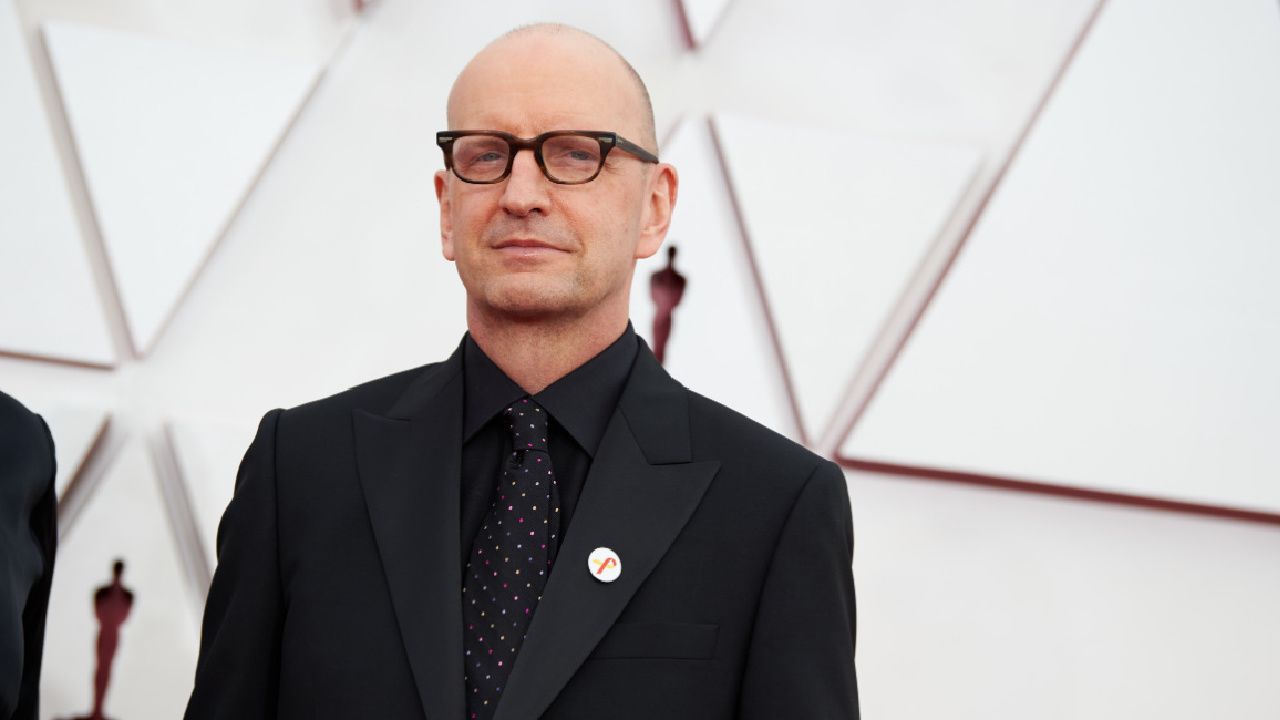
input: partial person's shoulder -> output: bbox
[0,390,54,458]
[0,390,46,434]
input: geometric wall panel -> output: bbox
[715,113,981,446]
[43,21,322,355]
[40,441,199,720]
[844,0,1280,514]
[630,117,795,439]
[0,0,114,365]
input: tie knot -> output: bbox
[504,397,549,452]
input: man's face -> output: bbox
[435,34,673,323]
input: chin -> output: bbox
[484,283,585,320]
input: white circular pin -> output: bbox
[587,547,622,583]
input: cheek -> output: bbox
[451,199,483,235]
[449,199,496,255]
[574,188,642,251]
[598,201,643,261]
[574,208,630,266]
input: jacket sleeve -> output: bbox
[184,409,286,720]
[738,459,859,719]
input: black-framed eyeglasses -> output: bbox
[435,130,659,185]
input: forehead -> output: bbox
[448,33,642,136]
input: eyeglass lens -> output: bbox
[451,134,604,183]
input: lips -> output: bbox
[493,238,566,252]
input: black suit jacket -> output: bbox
[0,392,57,720]
[185,336,858,719]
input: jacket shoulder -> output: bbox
[684,388,829,478]
[277,361,442,426]
[256,361,449,470]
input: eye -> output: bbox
[548,147,601,166]
[544,137,602,165]
[452,137,509,169]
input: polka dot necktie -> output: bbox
[463,396,561,720]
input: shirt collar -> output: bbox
[462,321,639,457]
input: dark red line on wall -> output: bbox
[55,414,116,540]
[0,349,114,369]
[55,413,111,520]
[671,0,697,50]
[838,455,1280,527]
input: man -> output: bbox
[185,23,858,720]
[0,391,57,720]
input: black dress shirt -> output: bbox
[460,322,639,571]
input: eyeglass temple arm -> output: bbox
[614,135,659,163]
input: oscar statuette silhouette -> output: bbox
[648,244,687,365]
[67,559,134,720]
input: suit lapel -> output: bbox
[354,343,466,720]
[493,342,722,720]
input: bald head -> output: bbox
[446,23,658,153]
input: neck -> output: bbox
[466,301,630,395]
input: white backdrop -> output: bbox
[2,0,1279,718]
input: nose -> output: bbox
[499,147,550,217]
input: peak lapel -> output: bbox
[354,345,466,720]
[492,342,721,720]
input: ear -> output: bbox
[636,163,678,260]
[434,169,455,261]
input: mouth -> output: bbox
[494,238,564,250]
[493,238,569,259]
